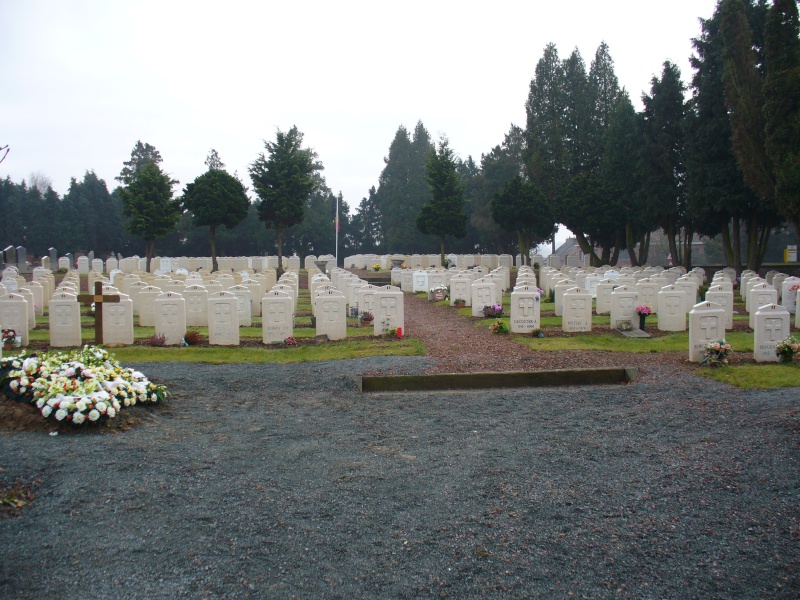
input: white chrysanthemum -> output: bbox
[72,412,85,424]
[41,406,52,418]
[106,407,116,418]
[75,400,87,412]
[151,393,158,402]
[88,409,100,421]
[81,369,94,379]
[55,409,67,421]
[9,381,18,391]
[96,401,107,413]
[36,398,45,408]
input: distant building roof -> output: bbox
[554,237,581,258]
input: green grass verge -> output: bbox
[110,338,425,364]
[698,363,800,389]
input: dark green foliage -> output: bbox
[490,176,555,262]
[181,167,250,271]
[764,0,800,238]
[350,187,383,253]
[375,122,436,253]
[640,62,690,267]
[417,138,467,262]
[119,161,181,271]
[249,126,322,270]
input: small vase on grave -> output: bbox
[639,314,647,331]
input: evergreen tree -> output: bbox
[249,126,322,273]
[350,186,383,253]
[119,161,182,271]
[640,62,691,267]
[417,138,467,264]
[204,148,225,171]
[181,165,250,272]
[117,141,177,186]
[764,0,800,238]
[374,122,435,252]
[490,176,555,262]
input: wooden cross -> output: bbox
[77,281,120,345]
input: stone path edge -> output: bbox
[360,366,639,392]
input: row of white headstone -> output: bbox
[0,263,408,348]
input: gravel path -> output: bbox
[1,358,798,599]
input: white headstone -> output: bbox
[657,285,687,332]
[372,286,404,336]
[49,292,82,347]
[704,285,734,330]
[449,276,472,307]
[509,287,541,333]
[183,284,209,327]
[562,287,592,332]
[102,293,134,346]
[471,281,498,317]
[316,290,347,340]
[0,293,29,346]
[207,291,239,346]
[781,277,800,314]
[748,284,778,329]
[154,292,186,345]
[610,286,639,330]
[688,301,726,362]
[753,304,791,363]
[261,291,294,344]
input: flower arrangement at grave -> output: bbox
[453,298,466,307]
[372,263,381,272]
[700,339,732,367]
[2,329,17,349]
[284,336,298,346]
[0,345,167,425]
[491,319,509,334]
[775,335,800,363]
[531,328,544,338]
[635,305,653,316]
[359,311,374,323]
[482,304,504,318]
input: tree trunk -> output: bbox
[637,231,651,265]
[440,236,446,268]
[732,217,742,275]
[276,227,284,278]
[210,225,218,273]
[755,222,771,271]
[574,232,599,265]
[746,217,759,272]
[145,239,155,273]
[666,224,680,268]
[721,221,735,267]
[626,223,639,267]
[683,226,694,270]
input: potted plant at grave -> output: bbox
[372,263,381,272]
[700,339,732,367]
[775,335,800,363]
[491,319,509,334]
[2,328,17,351]
[635,304,653,330]
[482,304,504,318]
[359,311,374,327]
[453,298,466,308]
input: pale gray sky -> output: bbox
[2,0,718,230]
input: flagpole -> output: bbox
[335,195,339,267]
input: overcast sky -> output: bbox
[2,0,718,228]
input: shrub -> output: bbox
[144,333,167,346]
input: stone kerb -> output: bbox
[207,291,239,346]
[49,291,81,347]
[753,304,790,363]
[688,301,726,363]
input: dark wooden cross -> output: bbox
[77,281,120,345]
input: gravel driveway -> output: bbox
[1,358,798,599]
